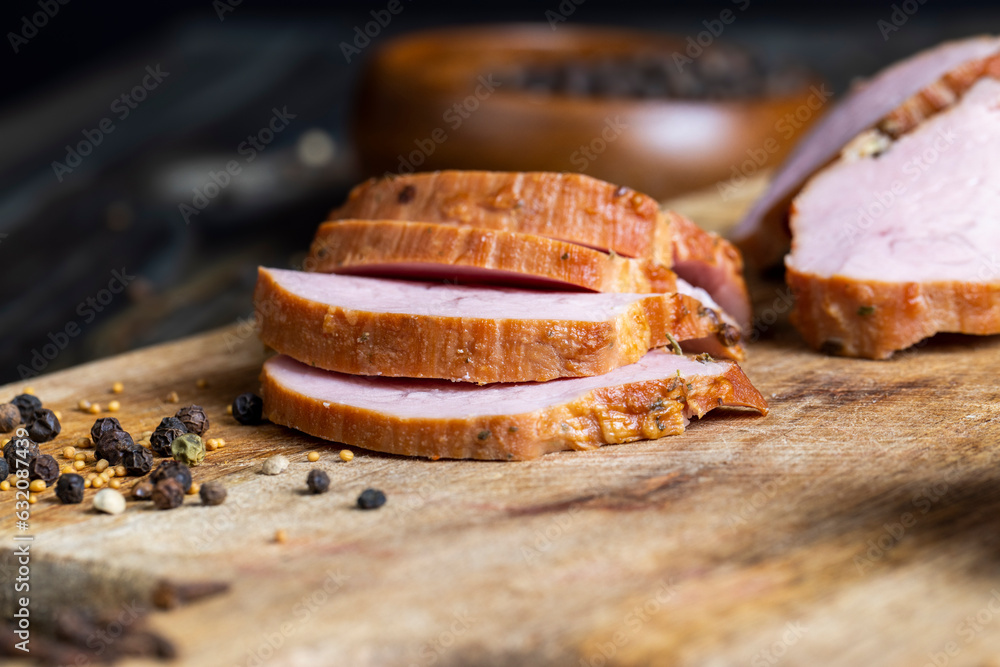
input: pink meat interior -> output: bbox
[263,267,651,322]
[264,351,732,419]
[788,77,1000,282]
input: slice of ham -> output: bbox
[732,35,1000,270]
[330,171,751,327]
[307,219,679,293]
[254,267,745,384]
[787,55,1000,358]
[260,351,767,460]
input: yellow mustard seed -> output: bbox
[73,460,86,471]
[62,446,76,459]
[216,439,226,448]
[77,437,92,448]
[95,459,109,472]
[78,399,91,411]
[187,482,200,496]
[166,391,179,403]
[74,453,86,461]
[111,381,124,394]
[88,403,101,414]
[226,404,233,415]
[274,529,288,544]
[92,477,105,489]
[205,438,217,451]
[109,479,122,490]
[307,451,320,462]
[22,386,35,395]
[107,400,121,412]
[0,480,10,491]
[53,410,62,420]
[61,465,73,475]
[115,466,127,478]
[29,479,46,493]
[85,452,96,463]
[339,449,354,462]
[196,378,208,388]
[28,493,38,504]
[84,479,92,489]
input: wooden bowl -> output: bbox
[352,24,824,200]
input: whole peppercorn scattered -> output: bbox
[28,454,60,485]
[199,481,227,506]
[11,394,42,422]
[94,488,127,515]
[131,480,154,500]
[56,473,86,503]
[150,417,188,457]
[4,437,40,473]
[174,405,209,436]
[261,454,289,475]
[306,469,330,494]
[90,417,123,443]
[232,393,264,425]
[171,433,205,466]
[151,460,192,494]
[0,457,8,480]
[26,409,61,443]
[357,488,387,510]
[121,447,154,476]
[96,429,137,466]
[152,478,184,510]
[0,403,20,432]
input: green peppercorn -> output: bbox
[171,433,205,466]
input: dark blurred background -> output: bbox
[2,0,998,384]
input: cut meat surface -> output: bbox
[787,57,1000,358]
[733,35,1000,269]
[330,171,751,327]
[254,267,745,384]
[260,351,768,460]
[307,219,679,293]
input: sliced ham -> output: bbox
[787,54,1000,358]
[260,351,767,460]
[254,267,745,384]
[329,171,751,326]
[732,35,1000,270]
[306,219,679,293]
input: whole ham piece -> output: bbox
[731,35,1000,270]
[330,171,751,327]
[787,54,1000,358]
[260,351,768,460]
[254,267,744,384]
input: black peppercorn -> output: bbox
[152,478,184,510]
[90,417,123,444]
[26,408,61,443]
[56,474,85,504]
[3,436,39,473]
[306,469,330,494]
[150,460,192,494]
[96,430,137,465]
[150,417,188,457]
[0,403,20,433]
[232,393,264,425]
[174,405,209,436]
[11,394,42,422]
[0,457,8,481]
[132,480,154,500]
[357,488,386,510]
[122,447,154,476]
[199,481,227,506]
[28,454,60,486]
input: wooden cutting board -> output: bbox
[4,180,1000,667]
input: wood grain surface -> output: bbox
[4,179,1000,667]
